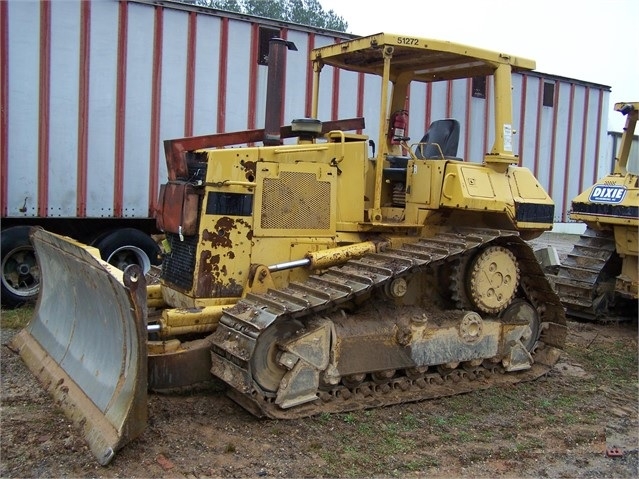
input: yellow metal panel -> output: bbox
[254,160,336,237]
[204,146,261,183]
[510,168,552,201]
[333,141,367,224]
[460,166,496,198]
[404,159,447,211]
[406,161,433,205]
[615,225,639,256]
[249,238,309,267]
[439,163,511,212]
[188,147,259,300]
[195,213,253,299]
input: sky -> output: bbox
[318,0,638,132]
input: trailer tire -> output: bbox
[1,226,40,308]
[92,228,161,275]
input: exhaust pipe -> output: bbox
[264,38,297,146]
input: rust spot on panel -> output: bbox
[233,218,254,241]
[202,217,234,249]
[241,160,256,181]
[197,250,213,297]
[216,216,235,231]
[196,216,251,298]
[196,243,242,298]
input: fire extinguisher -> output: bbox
[389,110,409,145]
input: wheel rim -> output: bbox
[1,245,40,298]
[105,246,152,274]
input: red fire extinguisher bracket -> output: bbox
[389,110,409,145]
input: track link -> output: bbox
[209,227,566,418]
[551,227,620,321]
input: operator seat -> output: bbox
[384,119,461,182]
[415,119,460,159]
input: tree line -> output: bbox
[178,0,348,32]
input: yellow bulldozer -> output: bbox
[9,33,566,465]
[552,102,638,320]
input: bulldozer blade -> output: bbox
[8,228,148,465]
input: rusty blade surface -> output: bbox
[8,228,148,465]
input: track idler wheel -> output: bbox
[499,298,541,352]
[250,320,305,393]
[251,319,332,409]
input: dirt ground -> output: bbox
[1,233,638,478]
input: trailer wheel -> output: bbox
[92,228,161,275]
[1,226,40,308]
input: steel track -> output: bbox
[209,227,567,418]
[551,227,620,321]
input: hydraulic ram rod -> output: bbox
[268,241,380,272]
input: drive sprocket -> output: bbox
[451,245,520,314]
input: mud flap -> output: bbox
[8,228,148,465]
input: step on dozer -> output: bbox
[8,227,148,465]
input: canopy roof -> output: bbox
[311,33,536,83]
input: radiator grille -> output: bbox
[161,233,198,291]
[515,202,555,223]
[572,202,638,219]
[261,171,331,230]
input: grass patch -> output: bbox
[431,415,448,427]
[566,339,638,383]
[319,450,341,475]
[457,430,474,443]
[582,411,601,424]
[401,456,440,471]
[534,392,581,414]
[1,305,34,329]
[400,413,420,430]
[383,433,415,453]
[342,412,356,424]
[448,412,472,427]
[356,421,374,436]
[317,412,332,424]
[476,428,495,442]
[521,436,545,450]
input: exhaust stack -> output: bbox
[264,38,297,146]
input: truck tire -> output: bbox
[92,228,161,275]
[1,226,40,308]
